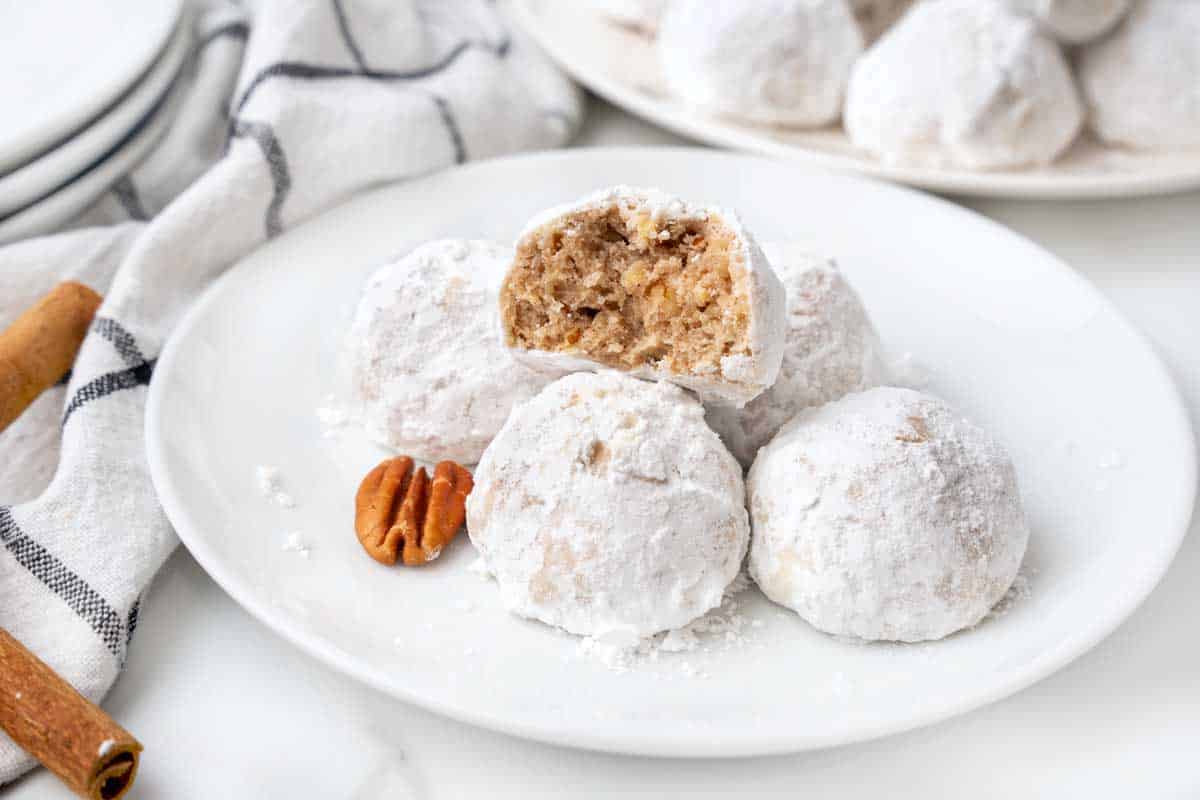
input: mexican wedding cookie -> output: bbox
[499,187,786,406]
[1078,0,1200,151]
[844,0,1084,169]
[657,0,863,127]
[748,387,1029,642]
[706,244,886,469]
[1002,0,1130,44]
[347,240,551,464]
[467,371,749,638]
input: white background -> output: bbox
[10,100,1200,798]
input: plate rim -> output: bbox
[145,147,1199,757]
[510,0,1200,200]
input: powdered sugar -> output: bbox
[315,395,352,439]
[748,387,1030,642]
[255,465,280,496]
[467,370,749,639]
[706,243,886,468]
[346,239,552,464]
[984,568,1035,621]
[571,571,764,674]
[256,465,296,509]
[658,0,863,128]
[845,0,1083,169]
[1002,0,1130,44]
[281,531,310,558]
[1078,0,1200,151]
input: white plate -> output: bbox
[0,0,182,174]
[146,149,1197,757]
[0,90,173,245]
[0,18,189,217]
[511,0,1200,199]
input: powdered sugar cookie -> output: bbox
[1078,0,1200,151]
[845,0,1083,169]
[1002,0,1130,44]
[748,387,1029,642]
[706,243,886,469]
[347,239,551,464]
[468,370,749,638]
[657,0,864,127]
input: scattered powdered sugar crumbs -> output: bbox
[571,571,764,675]
[315,394,353,439]
[281,531,310,558]
[256,464,296,509]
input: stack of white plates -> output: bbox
[0,0,186,244]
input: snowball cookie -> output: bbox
[468,371,749,638]
[583,0,665,34]
[850,0,915,42]
[657,0,864,127]
[844,0,1084,169]
[1002,0,1130,44]
[748,387,1029,642]
[500,186,786,406]
[347,239,552,464]
[706,244,887,469]
[1078,0,1200,151]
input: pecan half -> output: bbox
[354,456,474,566]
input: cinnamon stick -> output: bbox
[0,628,141,799]
[0,281,102,433]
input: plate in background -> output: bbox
[147,149,1196,756]
[0,0,183,173]
[0,17,189,217]
[512,0,1200,199]
[0,89,173,244]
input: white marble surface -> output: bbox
[9,100,1200,798]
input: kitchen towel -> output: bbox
[0,0,581,782]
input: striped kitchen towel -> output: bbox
[0,0,581,783]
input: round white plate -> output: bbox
[146,149,1196,757]
[0,18,189,217]
[0,90,173,245]
[511,0,1200,199]
[0,0,182,174]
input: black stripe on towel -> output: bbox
[91,317,148,367]
[232,35,511,115]
[229,119,291,238]
[0,507,126,661]
[61,360,155,429]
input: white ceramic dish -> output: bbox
[511,0,1200,199]
[0,95,172,245]
[0,0,182,174]
[146,149,1196,757]
[0,19,189,218]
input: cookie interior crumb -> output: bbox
[501,205,750,375]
